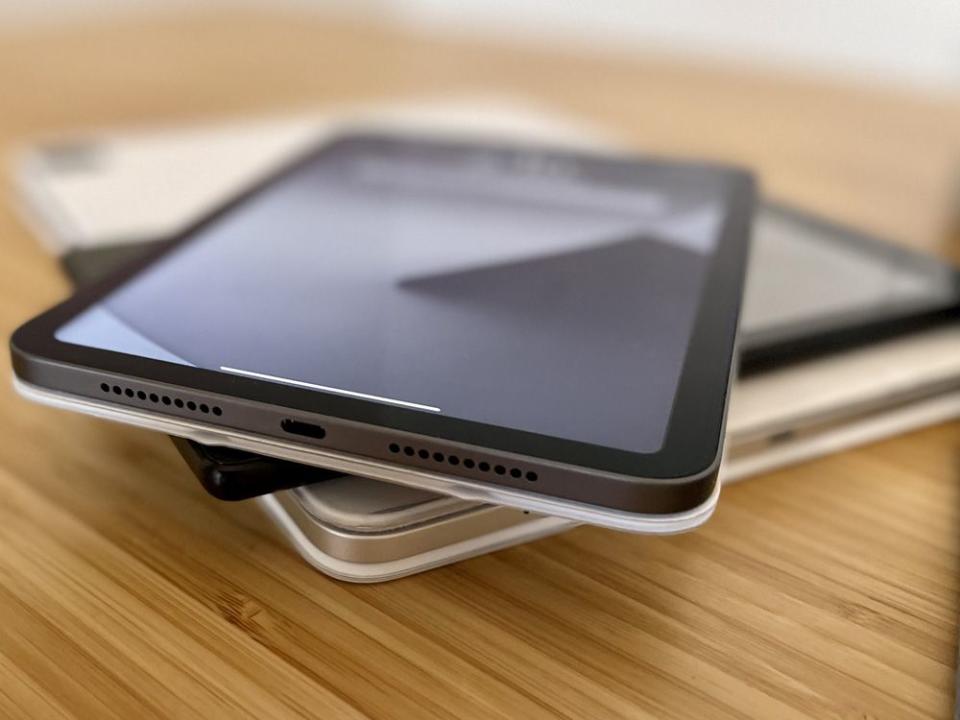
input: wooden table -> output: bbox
[1,11,959,719]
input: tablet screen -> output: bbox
[54,136,734,454]
[739,204,960,356]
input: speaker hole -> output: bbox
[418,449,429,459]
[433,452,445,462]
[174,399,184,408]
[525,471,538,482]
[403,446,415,456]
[199,403,209,413]
[448,456,460,466]
[186,401,197,411]
[478,462,490,472]
[100,383,109,393]
[136,390,147,400]
[112,385,122,395]
[149,393,159,403]
[212,406,222,416]
[388,443,400,454]
[494,465,506,475]
[510,468,521,478]
[463,459,475,469]
[124,388,134,398]
[162,396,171,405]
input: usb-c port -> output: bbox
[280,419,326,439]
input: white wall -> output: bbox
[1,0,958,92]
[374,0,960,91]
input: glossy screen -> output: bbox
[56,137,730,454]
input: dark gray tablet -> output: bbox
[11,133,754,527]
[49,199,960,503]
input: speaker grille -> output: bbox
[98,382,222,416]
[387,442,538,482]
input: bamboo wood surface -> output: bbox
[0,11,959,719]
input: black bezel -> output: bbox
[11,133,755,489]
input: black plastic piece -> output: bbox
[171,437,341,501]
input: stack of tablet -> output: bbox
[13,101,960,581]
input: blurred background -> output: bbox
[2,0,960,91]
[0,0,958,253]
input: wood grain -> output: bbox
[0,10,958,719]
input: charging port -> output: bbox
[280,418,327,440]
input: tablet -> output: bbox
[11,132,755,531]
[738,202,960,371]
